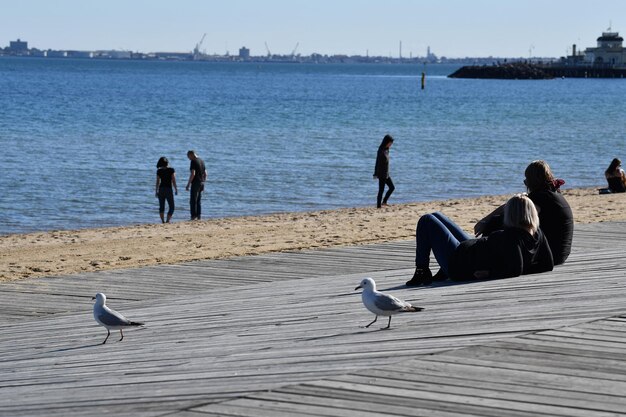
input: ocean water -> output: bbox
[1,58,625,235]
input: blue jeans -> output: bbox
[158,187,175,216]
[415,212,472,274]
[377,177,395,208]
[190,182,203,219]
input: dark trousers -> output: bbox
[377,177,395,208]
[415,212,472,274]
[190,182,203,219]
[158,187,175,216]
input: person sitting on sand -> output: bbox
[373,134,395,208]
[605,158,626,193]
[406,194,553,286]
[155,157,178,223]
[474,160,573,266]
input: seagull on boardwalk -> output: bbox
[92,293,144,344]
[355,277,424,329]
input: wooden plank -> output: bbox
[1,222,626,416]
[266,385,557,417]
[206,317,626,416]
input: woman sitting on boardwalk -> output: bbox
[406,194,553,286]
[605,158,626,193]
[474,160,573,266]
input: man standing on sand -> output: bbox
[185,150,207,220]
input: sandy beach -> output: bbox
[1,186,624,282]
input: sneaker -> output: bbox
[432,269,448,282]
[406,267,433,287]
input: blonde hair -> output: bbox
[504,194,539,234]
[524,160,555,192]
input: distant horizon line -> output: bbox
[4,38,561,60]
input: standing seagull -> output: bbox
[92,293,144,344]
[355,277,423,329]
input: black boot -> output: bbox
[432,269,448,282]
[406,267,433,287]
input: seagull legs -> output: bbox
[365,316,393,330]
[383,316,392,330]
[365,316,378,328]
[101,329,125,344]
[102,329,110,345]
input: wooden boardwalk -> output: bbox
[0,222,625,416]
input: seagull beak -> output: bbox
[91,297,95,300]
[355,285,362,291]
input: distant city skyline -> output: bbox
[2,0,625,58]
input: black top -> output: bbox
[449,228,553,281]
[478,190,573,266]
[189,158,206,185]
[157,167,175,188]
[528,190,574,265]
[607,176,626,193]
[374,147,390,179]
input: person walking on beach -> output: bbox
[155,157,178,223]
[185,150,207,220]
[374,134,395,208]
[605,158,626,193]
[406,194,553,286]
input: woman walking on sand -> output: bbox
[155,156,178,223]
[374,134,395,208]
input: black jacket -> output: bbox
[374,146,390,179]
[478,190,573,265]
[528,190,573,265]
[449,228,554,281]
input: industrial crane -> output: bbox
[193,33,206,60]
[290,42,299,59]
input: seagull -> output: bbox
[355,277,424,329]
[92,293,144,344]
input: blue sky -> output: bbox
[2,0,625,57]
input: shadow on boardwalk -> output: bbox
[0,222,625,416]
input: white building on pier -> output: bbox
[584,30,626,67]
